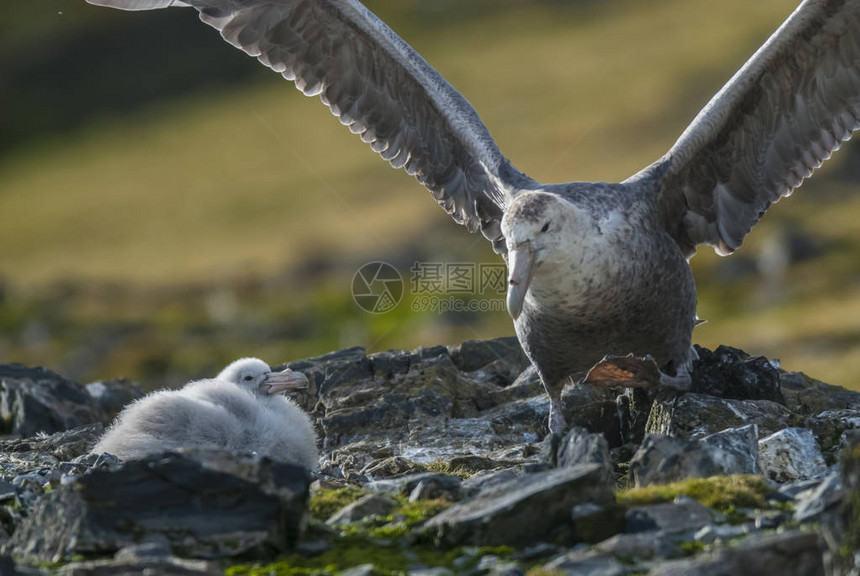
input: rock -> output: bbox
[820,430,860,576]
[700,424,761,471]
[425,464,613,547]
[460,468,522,498]
[305,341,542,463]
[629,426,760,487]
[648,530,823,576]
[447,338,530,379]
[804,409,860,464]
[0,423,104,462]
[691,345,785,404]
[7,449,310,562]
[626,497,724,535]
[794,472,843,521]
[365,472,461,501]
[409,476,460,502]
[0,364,104,437]
[570,503,626,544]
[693,523,750,544]
[361,457,426,479]
[557,427,611,476]
[593,531,681,561]
[540,550,629,576]
[779,371,860,415]
[647,393,790,439]
[326,493,399,525]
[61,549,220,575]
[758,428,827,483]
[337,564,383,576]
[84,378,144,421]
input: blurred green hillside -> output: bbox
[1,0,859,391]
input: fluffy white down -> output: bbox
[92,359,319,471]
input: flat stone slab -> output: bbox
[425,464,613,547]
[626,498,723,535]
[648,530,823,576]
[7,450,310,562]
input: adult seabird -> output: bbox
[84,0,860,440]
[93,358,319,470]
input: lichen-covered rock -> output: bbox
[647,393,790,439]
[425,464,613,547]
[629,426,760,487]
[0,364,104,437]
[758,428,827,483]
[7,449,311,562]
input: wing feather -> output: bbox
[649,0,860,258]
[86,0,538,252]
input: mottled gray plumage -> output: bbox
[84,0,860,436]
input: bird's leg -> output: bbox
[658,358,692,391]
[548,391,567,438]
[539,387,566,466]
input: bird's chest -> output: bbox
[528,231,649,318]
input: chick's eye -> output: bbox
[243,375,253,382]
[541,222,550,233]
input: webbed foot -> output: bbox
[584,353,691,391]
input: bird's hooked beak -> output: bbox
[506,241,537,320]
[261,368,309,396]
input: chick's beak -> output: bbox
[262,368,309,396]
[506,241,537,321]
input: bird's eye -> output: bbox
[243,375,253,382]
[541,222,550,233]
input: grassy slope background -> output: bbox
[1,0,859,390]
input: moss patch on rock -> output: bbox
[616,474,772,513]
[309,486,369,522]
[228,487,480,575]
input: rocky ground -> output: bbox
[0,338,858,575]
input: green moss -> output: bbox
[226,543,513,575]
[309,486,368,522]
[423,460,474,479]
[229,488,500,575]
[339,497,452,540]
[616,475,772,513]
[679,540,705,556]
[525,569,567,576]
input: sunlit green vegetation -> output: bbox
[2,0,858,390]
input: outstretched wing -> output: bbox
[85,0,538,253]
[648,0,860,258]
